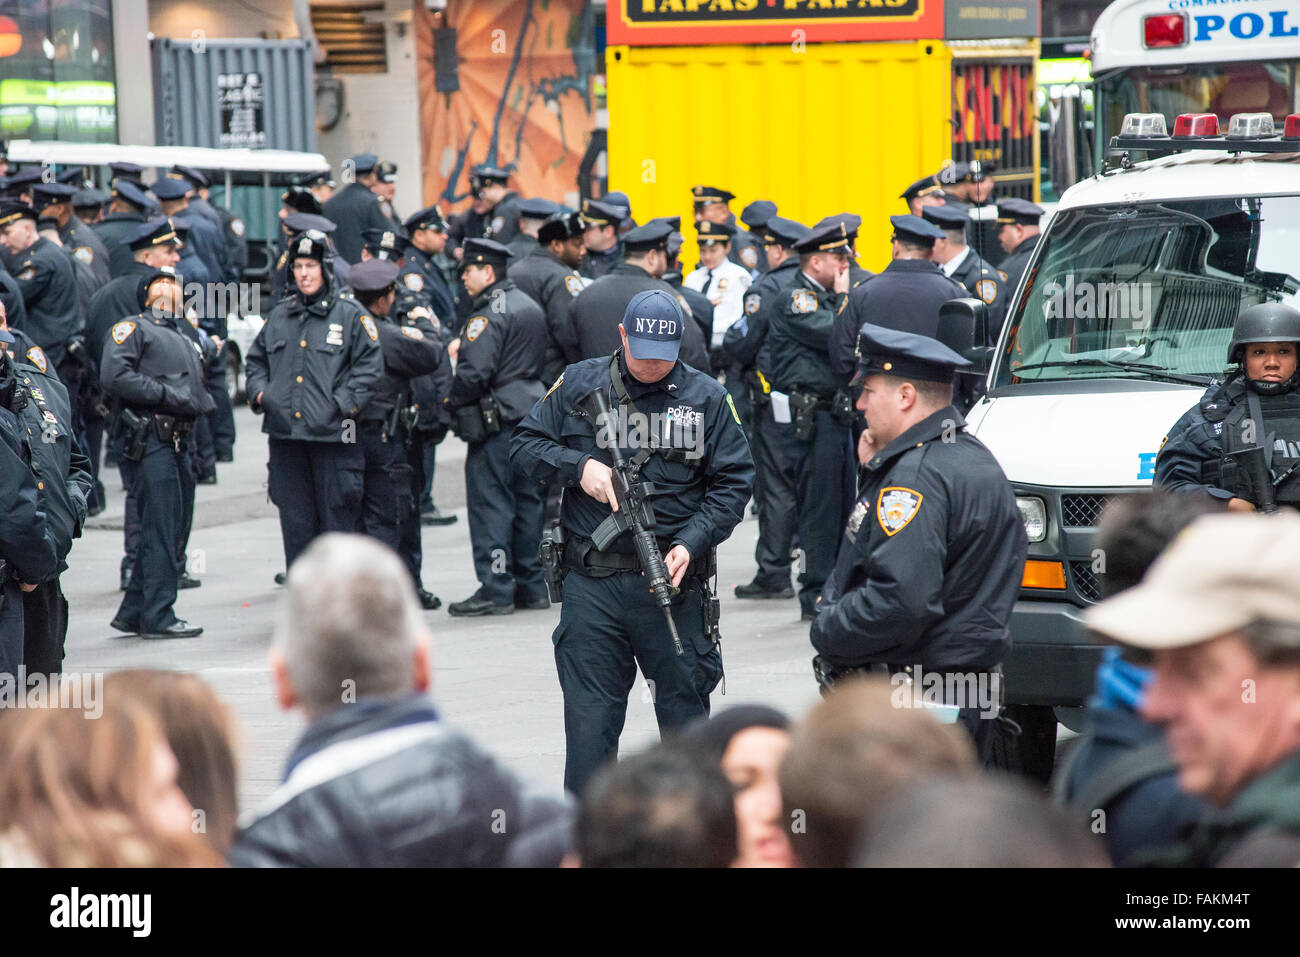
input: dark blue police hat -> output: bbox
[601,191,632,221]
[538,211,583,244]
[854,323,971,386]
[581,198,623,228]
[350,153,379,175]
[149,177,191,201]
[740,200,778,230]
[124,216,181,250]
[692,184,734,206]
[362,227,409,260]
[996,198,1043,226]
[0,168,42,199]
[110,162,144,183]
[921,204,970,231]
[72,187,109,209]
[171,165,210,189]
[621,289,684,362]
[647,215,682,232]
[622,218,674,253]
[696,220,735,245]
[794,221,851,255]
[375,161,398,184]
[763,216,811,248]
[459,237,511,272]
[0,200,36,227]
[112,180,151,210]
[300,169,334,189]
[56,167,84,185]
[890,214,945,246]
[30,181,76,211]
[900,174,943,204]
[281,185,323,215]
[404,204,448,233]
[517,197,562,220]
[470,163,510,184]
[348,257,400,294]
[283,212,337,235]
[170,216,193,238]
[815,212,862,242]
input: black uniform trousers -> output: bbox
[556,569,723,795]
[420,439,439,513]
[400,433,427,587]
[464,425,545,604]
[267,438,365,571]
[207,346,236,458]
[23,578,68,676]
[793,409,855,614]
[753,404,802,589]
[115,434,194,632]
[0,580,24,677]
[80,375,107,510]
[359,424,415,562]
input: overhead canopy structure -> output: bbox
[5,140,329,175]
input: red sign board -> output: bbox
[606,0,944,45]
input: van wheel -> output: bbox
[989,704,1058,785]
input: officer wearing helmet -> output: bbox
[244,229,384,575]
[1156,302,1300,512]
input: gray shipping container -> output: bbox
[152,37,316,152]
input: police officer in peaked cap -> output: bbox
[923,203,1006,341]
[506,196,562,262]
[578,198,626,281]
[995,197,1044,293]
[322,153,394,265]
[811,323,1026,763]
[510,210,587,385]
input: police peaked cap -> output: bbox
[124,216,182,250]
[622,219,674,252]
[459,237,511,271]
[695,220,735,244]
[692,184,734,206]
[854,322,971,386]
[763,216,811,248]
[900,175,943,204]
[404,204,449,233]
[740,200,778,230]
[890,214,945,246]
[996,198,1044,226]
[517,197,562,220]
[794,222,851,255]
[283,212,337,235]
[349,257,401,293]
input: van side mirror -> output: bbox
[937,297,992,375]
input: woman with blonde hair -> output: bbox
[0,697,220,867]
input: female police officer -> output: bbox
[1155,303,1300,511]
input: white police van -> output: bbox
[961,110,1300,763]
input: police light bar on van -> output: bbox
[1172,113,1218,138]
[1111,112,1300,155]
[1142,13,1186,48]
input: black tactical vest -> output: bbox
[1213,384,1300,507]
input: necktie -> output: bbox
[700,270,713,295]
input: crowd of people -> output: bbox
[6,145,1300,868]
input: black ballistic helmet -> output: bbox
[1228,302,1300,363]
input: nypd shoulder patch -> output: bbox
[25,345,47,373]
[975,278,998,305]
[564,274,583,297]
[111,321,136,344]
[400,326,425,341]
[877,486,923,536]
[231,218,245,238]
[16,267,36,281]
[466,316,488,342]
[792,289,817,314]
[403,272,424,292]
[675,294,691,318]
[360,315,379,341]
[74,246,94,266]
[744,292,762,316]
[490,215,505,235]
[740,246,758,270]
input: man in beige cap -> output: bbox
[1083,511,1300,866]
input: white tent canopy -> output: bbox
[4,140,330,176]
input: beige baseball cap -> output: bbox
[1082,511,1300,649]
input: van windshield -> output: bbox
[995,196,1300,387]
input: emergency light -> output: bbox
[1111,112,1300,154]
[1172,113,1218,138]
[1284,115,1300,140]
[1142,13,1186,48]
[1226,113,1275,140]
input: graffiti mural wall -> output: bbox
[415,0,597,211]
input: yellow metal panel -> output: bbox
[606,41,953,273]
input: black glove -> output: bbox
[0,359,26,414]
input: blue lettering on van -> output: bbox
[1137,452,1158,480]
[1193,9,1299,40]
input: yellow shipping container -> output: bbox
[606,40,954,274]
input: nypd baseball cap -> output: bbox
[621,289,684,362]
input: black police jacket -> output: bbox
[399,247,456,325]
[948,248,1007,338]
[229,695,573,868]
[213,203,249,273]
[510,248,585,384]
[664,272,714,366]
[321,183,392,265]
[8,355,91,571]
[565,262,711,374]
[505,232,538,262]
[767,270,845,397]
[447,279,546,424]
[579,243,623,281]
[832,259,968,381]
[188,196,235,280]
[93,210,148,278]
[722,256,800,374]
[86,262,153,370]
[60,215,111,286]
[0,265,28,334]
[730,228,762,277]
[245,288,384,441]
[449,208,489,249]
[394,294,453,436]
[365,309,444,422]
[0,400,59,585]
[8,237,82,364]
[487,193,522,244]
[100,311,216,420]
[811,406,1026,671]
[998,234,1040,294]
[511,352,754,562]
